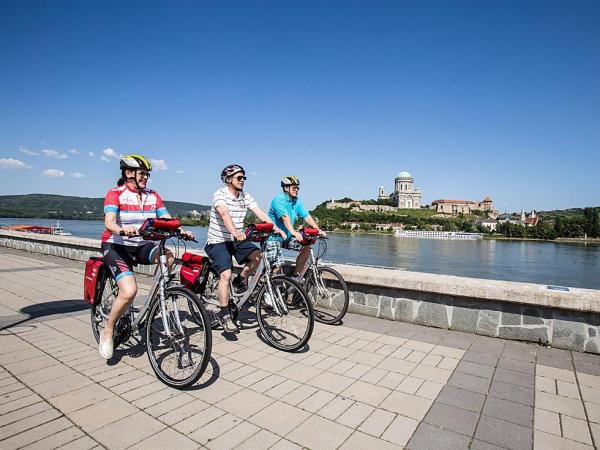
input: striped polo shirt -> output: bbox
[102,185,169,246]
[207,186,257,244]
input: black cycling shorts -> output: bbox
[101,242,159,282]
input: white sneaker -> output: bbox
[99,330,114,359]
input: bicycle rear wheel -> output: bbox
[198,268,221,329]
[90,269,126,348]
[305,266,349,325]
[256,276,314,352]
[146,286,212,389]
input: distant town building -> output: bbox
[497,209,538,227]
[430,197,495,215]
[379,170,422,209]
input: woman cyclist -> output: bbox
[99,154,193,359]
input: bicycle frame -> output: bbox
[99,238,185,339]
[204,239,291,317]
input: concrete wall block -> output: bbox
[451,306,479,333]
[501,303,522,326]
[415,302,449,329]
[366,294,380,308]
[498,326,549,344]
[394,298,416,322]
[476,309,500,337]
[585,339,600,354]
[348,302,378,317]
[552,314,587,352]
[378,296,393,320]
[353,292,366,306]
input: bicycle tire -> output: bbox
[198,269,222,329]
[146,286,212,389]
[90,268,126,348]
[305,266,349,325]
[256,276,314,352]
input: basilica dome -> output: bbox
[397,170,413,179]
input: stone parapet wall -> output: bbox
[2,230,600,353]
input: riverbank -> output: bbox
[483,235,600,245]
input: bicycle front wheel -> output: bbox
[146,286,212,389]
[256,276,314,352]
[305,266,349,325]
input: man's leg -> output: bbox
[218,269,232,307]
[241,250,261,278]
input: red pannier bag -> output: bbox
[300,227,318,245]
[83,256,104,305]
[179,252,207,292]
[245,223,274,241]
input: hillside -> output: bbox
[0,194,210,220]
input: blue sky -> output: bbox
[0,0,598,212]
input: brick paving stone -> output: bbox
[537,364,577,383]
[410,364,453,384]
[482,396,533,426]
[161,399,214,428]
[287,414,353,450]
[489,380,534,406]
[475,415,532,450]
[278,363,322,384]
[307,371,355,394]
[534,430,593,450]
[297,389,336,413]
[172,406,226,435]
[237,429,280,450]
[448,371,491,394]
[455,360,495,379]
[438,356,460,371]
[493,367,534,389]
[143,393,195,417]
[557,380,581,399]
[377,371,405,389]
[396,375,424,394]
[424,402,479,436]
[90,412,165,448]
[357,408,396,437]
[0,393,42,416]
[536,375,557,394]
[339,430,399,450]
[248,401,310,436]
[561,415,593,445]
[406,422,471,450]
[17,364,76,386]
[337,401,375,428]
[377,357,417,375]
[318,395,355,420]
[380,391,433,420]
[0,417,73,450]
[574,361,600,376]
[536,391,586,419]
[217,388,274,419]
[0,408,62,441]
[67,395,138,432]
[20,426,84,450]
[470,439,509,450]
[50,384,114,414]
[533,408,560,435]
[0,401,49,428]
[130,427,199,450]
[578,372,600,389]
[463,350,500,367]
[0,388,34,405]
[188,379,243,404]
[537,356,574,371]
[415,380,444,400]
[270,438,303,449]
[281,384,318,406]
[359,367,388,384]
[580,385,600,404]
[189,413,242,446]
[341,380,391,407]
[265,378,301,400]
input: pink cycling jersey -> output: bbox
[102,185,169,246]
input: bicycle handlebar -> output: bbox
[119,229,197,243]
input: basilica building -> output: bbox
[378,170,422,209]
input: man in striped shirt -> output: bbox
[205,164,284,332]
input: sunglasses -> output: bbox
[137,171,150,178]
[234,175,247,181]
[290,186,300,191]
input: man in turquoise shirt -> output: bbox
[266,176,324,275]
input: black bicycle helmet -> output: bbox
[281,175,300,187]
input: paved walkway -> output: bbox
[1,247,600,449]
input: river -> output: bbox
[1,218,599,290]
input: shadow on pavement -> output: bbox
[0,300,89,331]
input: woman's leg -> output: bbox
[104,275,138,337]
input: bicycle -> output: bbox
[292,227,349,325]
[181,223,314,352]
[88,218,212,389]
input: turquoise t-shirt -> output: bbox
[268,192,309,241]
